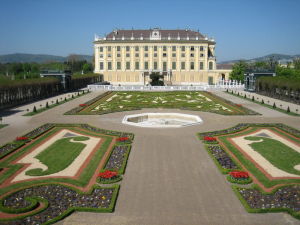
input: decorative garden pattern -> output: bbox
[199,123,300,219]
[0,124,134,224]
[65,91,258,115]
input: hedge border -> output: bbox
[226,174,253,185]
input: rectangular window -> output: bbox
[190,46,194,51]
[117,62,121,70]
[107,54,112,58]
[181,46,185,51]
[144,53,148,57]
[135,62,139,70]
[126,62,130,70]
[181,62,185,70]
[163,53,167,57]
[154,53,158,57]
[135,53,139,57]
[163,46,167,51]
[144,61,148,70]
[117,53,121,57]
[126,53,130,57]
[126,46,130,51]
[172,62,176,70]
[190,53,194,57]
[200,53,204,57]
[99,54,103,58]
[200,46,204,51]
[100,62,104,70]
[199,62,204,70]
[190,62,194,70]
[163,62,167,71]
[172,46,176,51]
[135,46,139,51]
[172,53,176,57]
[107,46,111,51]
[181,53,185,58]
[99,47,103,52]
[154,46,157,51]
[107,62,112,70]
[144,46,148,51]
[117,46,121,51]
[154,62,158,70]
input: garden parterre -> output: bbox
[0,124,134,225]
[67,91,258,115]
[199,123,300,219]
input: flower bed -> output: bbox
[104,145,131,174]
[98,170,122,184]
[16,137,29,141]
[1,184,118,224]
[235,185,300,219]
[79,104,87,107]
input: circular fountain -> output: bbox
[122,113,203,128]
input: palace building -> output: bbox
[94,28,231,85]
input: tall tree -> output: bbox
[229,61,248,82]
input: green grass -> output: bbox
[218,127,300,188]
[23,91,88,116]
[78,91,254,115]
[245,136,300,175]
[0,124,8,129]
[0,126,113,195]
[26,136,90,176]
[227,90,300,116]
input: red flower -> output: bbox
[235,104,242,107]
[16,137,29,141]
[79,104,87,107]
[116,137,129,142]
[98,170,118,179]
[203,136,217,142]
[229,171,249,178]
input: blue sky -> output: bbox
[0,0,299,62]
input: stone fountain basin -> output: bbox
[122,113,203,128]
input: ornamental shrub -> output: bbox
[33,106,37,113]
[252,96,254,101]
[273,102,276,108]
[261,99,264,104]
[287,106,290,113]
[46,102,49,108]
[56,99,59,104]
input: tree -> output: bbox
[229,61,248,82]
[293,58,300,70]
[150,72,164,86]
[82,63,93,74]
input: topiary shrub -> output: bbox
[46,102,49,108]
[33,106,37,113]
[261,99,264,104]
[252,96,254,101]
[273,102,276,108]
[287,106,290,113]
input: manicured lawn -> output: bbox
[26,136,90,176]
[245,136,300,176]
[77,91,256,115]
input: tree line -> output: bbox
[229,58,300,103]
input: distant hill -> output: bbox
[220,54,300,64]
[0,53,93,63]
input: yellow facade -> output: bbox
[94,29,230,85]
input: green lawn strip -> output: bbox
[268,127,300,143]
[80,91,255,115]
[226,91,300,117]
[26,136,90,176]
[244,136,300,175]
[204,144,242,174]
[0,124,8,129]
[0,197,49,222]
[23,91,88,116]
[232,185,300,220]
[218,130,300,188]
[0,127,113,195]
